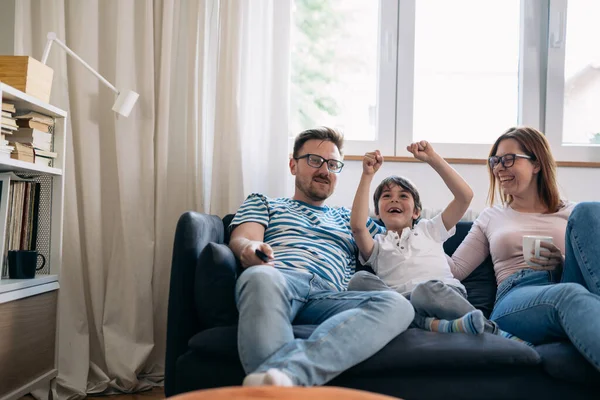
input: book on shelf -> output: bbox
[1,102,16,113]
[1,116,17,128]
[9,142,35,163]
[14,111,54,125]
[1,101,18,133]
[0,124,17,132]
[0,173,41,278]
[14,111,54,137]
[16,119,51,133]
[34,148,57,159]
[14,111,53,123]
[9,128,53,151]
[35,155,53,167]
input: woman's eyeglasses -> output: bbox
[294,154,344,173]
[488,153,532,169]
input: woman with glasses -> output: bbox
[447,126,600,373]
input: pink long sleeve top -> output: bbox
[450,202,575,285]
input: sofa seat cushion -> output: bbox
[189,326,541,372]
[536,342,600,385]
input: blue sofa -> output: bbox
[165,212,599,399]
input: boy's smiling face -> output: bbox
[376,183,420,232]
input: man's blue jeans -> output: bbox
[491,202,600,372]
[235,266,414,386]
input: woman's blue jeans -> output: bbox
[490,202,600,372]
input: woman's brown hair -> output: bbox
[487,127,561,213]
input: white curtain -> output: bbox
[14,1,290,398]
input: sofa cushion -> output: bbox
[189,326,541,372]
[443,221,497,318]
[461,258,497,318]
[536,342,600,385]
[194,243,240,327]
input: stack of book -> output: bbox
[0,102,16,158]
[11,142,35,163]
[10,111,57,166]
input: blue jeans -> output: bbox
[490,202,600,371]
[235,266,414,386]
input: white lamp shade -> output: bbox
[112,90,139,117]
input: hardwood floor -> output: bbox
[87,387,165,400]
[20,386,165,400]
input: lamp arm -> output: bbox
[40,35,54,65]
[41,32,119,95]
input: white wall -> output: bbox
[287,160,600,214]
[0,0,15,55]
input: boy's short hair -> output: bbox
[292,127,344,158]
[373,176,422,216]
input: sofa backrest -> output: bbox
[223,214,235,244]
[451,222,497,318]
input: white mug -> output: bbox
[523,235,553,266]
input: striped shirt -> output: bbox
[230,194,385,291]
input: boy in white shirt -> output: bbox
[349,141,525,340]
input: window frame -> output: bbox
[341,0,399,156]
[544,0,600,162]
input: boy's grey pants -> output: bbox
[348,271,498,333]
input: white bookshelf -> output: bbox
[0,158,62,176]
[0,274,58,294]
[0,83,66,400]
[0,83,66,119]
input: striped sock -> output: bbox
[425,310,485,335]
[498,330,534,347]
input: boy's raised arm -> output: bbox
[351,150,383,261]
[406,141,473,231]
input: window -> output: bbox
[290,0,378,141]
[412,1,520,145]
[290,0,600,162]
[562,1,600,145]
[545,0,600,162]
[290,0,397,154]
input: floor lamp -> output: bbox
[41,32,139,117]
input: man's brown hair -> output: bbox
[292,127,344,158]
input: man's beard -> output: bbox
[296,175,331,201]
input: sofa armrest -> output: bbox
[195,242,240,327]
[165,212,225,397]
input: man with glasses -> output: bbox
[229,127,414,387]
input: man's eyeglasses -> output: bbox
[488,153,532,169]
[295,154,345,173]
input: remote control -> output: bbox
[255,249,270,262]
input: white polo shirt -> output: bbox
[360,214,465,295]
